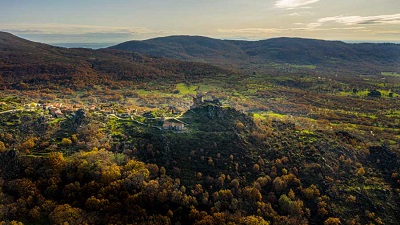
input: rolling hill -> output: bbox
[108,36,249,65]
[109,36,400,74]
[0,32,231,89]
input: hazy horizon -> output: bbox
[1,0,399,44]
[5,32,400,50]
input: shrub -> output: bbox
[61,138,73,146]
[367,90,381,98]
[324,217,341,225]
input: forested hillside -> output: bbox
[0,32,231,90]
[109,36,400,74]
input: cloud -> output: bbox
[375,30,400,35]
[217,28,284,34]
[312,13,400,28]
[275,0,319,9]
[0,23,169,43]
[219,26,365,33]
[14,32,135,43]
[0,23,153,35]
[217,26,366,38]
[289,12,311,16]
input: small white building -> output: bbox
[162,119,185,131]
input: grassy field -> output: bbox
[337,89,399,98]
[382,72,400,77]
[175,83,198,95]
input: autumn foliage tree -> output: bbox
[0,141,5,153]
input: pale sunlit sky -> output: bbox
[1,0,399,44]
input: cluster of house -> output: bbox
[39,102,139,119]
[37,93,220,131]
[42,103,83,118]
[44,103,65,118]
[23,102,65,118]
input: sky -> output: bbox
[0,0,399,45]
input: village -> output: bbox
[0,93,222,132]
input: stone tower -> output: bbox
[192,93,203,108]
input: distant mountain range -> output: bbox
[109,35,400,74]
[0,32,230,89]
[1,31,400,89]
